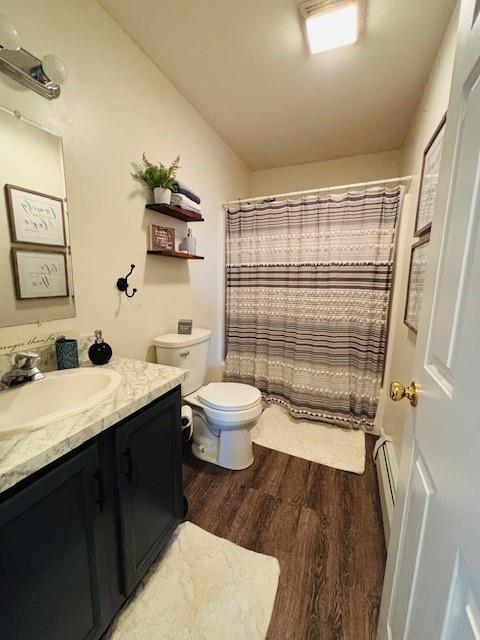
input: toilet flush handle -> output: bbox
[179,351,190,357]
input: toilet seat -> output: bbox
[197,382,261,412]
[184,383,263,432]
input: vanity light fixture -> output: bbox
[0,15,21,51]
[0,15,67,99]
[298,0,365,55]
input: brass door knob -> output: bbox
[389,381,419,407]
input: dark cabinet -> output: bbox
[115,390,183,593]
[0,387,182,640]
[0,444,107,640]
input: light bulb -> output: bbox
[0,15,22,51]
[42,54,67,85]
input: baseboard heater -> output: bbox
[373,437,398,544]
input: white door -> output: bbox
[377,1,480,638]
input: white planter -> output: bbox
[153,187,172,205]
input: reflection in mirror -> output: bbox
[0,107,75,327]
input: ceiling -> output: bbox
[101,0,456,170]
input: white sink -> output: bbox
[0,368,122,435]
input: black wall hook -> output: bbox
[117,264,137,298]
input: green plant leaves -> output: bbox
[131,153,180,190]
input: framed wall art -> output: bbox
[404,235,430,334]
[414,114,447,236]
[5,184,66,247]
[148,224,175,252]
[11,248,69,300]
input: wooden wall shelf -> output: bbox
[146,203,204,222]
[147,250,204,260]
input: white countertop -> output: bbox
[0,357,186,494]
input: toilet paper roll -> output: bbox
[181,405,193,442]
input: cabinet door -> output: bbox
[0,443,107,640]
[115,389,182,594]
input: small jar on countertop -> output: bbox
[55,336,79,370]
[88,330,112,365]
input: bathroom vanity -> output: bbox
[0,358,186,640]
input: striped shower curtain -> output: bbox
[224,187,401,430]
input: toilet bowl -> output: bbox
[184,382,262,470]
[154,329,262,470]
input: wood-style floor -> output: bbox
[183,436,386,640]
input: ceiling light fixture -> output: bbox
[298,0,365,55]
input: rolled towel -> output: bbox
[171,192,202,214]
[171,192,200,209]
[172,180,201,205]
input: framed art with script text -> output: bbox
[148,224,175,252]
[404,234,430,334]
[414,114,447,237]
[5,184,66,247]
[11,248,69,299]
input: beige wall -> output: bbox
[0,0,249,375]
[380,8,458,460]
[249,150,402,197]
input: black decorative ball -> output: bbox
[88,341,112,365]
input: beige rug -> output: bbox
[252,404,366,474]
[108,522,280,640]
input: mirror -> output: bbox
[0,108,75,327]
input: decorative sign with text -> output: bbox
[11,248,69,299]
[404,235,430,334]
[414,115,446,236]
[149,224,175,252]
[178,319,193,335]
[5,184,66,247]
[0,331,68,355]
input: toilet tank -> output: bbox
[154,328,211,396]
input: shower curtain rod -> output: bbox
[222,175,412,208]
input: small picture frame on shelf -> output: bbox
[148,224,175,252]
[414,114,447,237]
[11,248,69,300]
[404,235,430,334]
[5,184,66,247]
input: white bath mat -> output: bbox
[107,521,280,640]
[252,404,366,474]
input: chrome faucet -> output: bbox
[1,351,45,388]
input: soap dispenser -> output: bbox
[88,330,112,365]
[179,229,196,255]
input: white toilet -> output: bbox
[154,328,262,470]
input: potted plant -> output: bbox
[131,153,180,204]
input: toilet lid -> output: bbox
[197,383,262,411]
